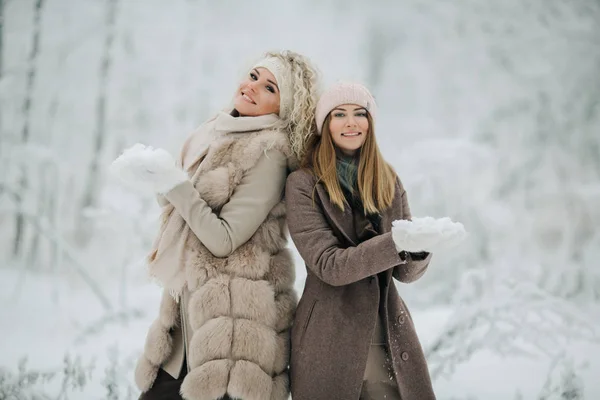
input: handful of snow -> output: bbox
[391,216,466,253]
[110,143,187,194]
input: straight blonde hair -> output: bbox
[301,113,397,214]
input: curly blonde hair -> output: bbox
[262,50,321,163]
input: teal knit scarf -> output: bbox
[336,152,359,200]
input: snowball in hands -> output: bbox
[110,143,189,194]
[391,216,466,253]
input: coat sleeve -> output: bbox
[156,194,169,207]
[286,170,406,287]
[392,187,433,283]
[164,148,287,258]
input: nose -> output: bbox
[346,114,358,127]
[246,81,258,92]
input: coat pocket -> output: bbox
[300,300,318,344]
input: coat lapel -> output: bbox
[315,179,405,247]
[379,182,405,287]
[315,184,358,246]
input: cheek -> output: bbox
[330,134,342,146]
[329,120,344,136]
[272,93,281,109]
[360,124,369,144]
[259,95,279,113]
[331,132,346,148]
[360,133,368,146]
[360,119,369,132]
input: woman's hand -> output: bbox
[391,216,466,253]
[110,143,188,194]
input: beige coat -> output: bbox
[159,147,289,379]
[135,112,298,400]
[286,168,436,400]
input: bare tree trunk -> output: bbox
[27,96,60,269]
[0,0,4,110]
[13,0,44,258]
[364,18,398,93]
[0,0,4,156]
[26,162,47,269]
[76,0,118,246]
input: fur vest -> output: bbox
[134,121,298,400]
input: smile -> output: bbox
[341,132,361,137]
[241,92,256,105]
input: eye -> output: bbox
[249,72,258,80]
[266,85,275,94]
[333,112,345,118]
[356,112,368,118]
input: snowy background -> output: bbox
[1,0,600,399]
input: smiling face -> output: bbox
[327,104,370,156]
[233,67,281,117]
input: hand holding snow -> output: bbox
[110,143,189,194]
[391,216,466,253]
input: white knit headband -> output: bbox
[252,57,293,120]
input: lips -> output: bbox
[341,132,361,137]
[241,91,256,105]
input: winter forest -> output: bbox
[1,0,600,398]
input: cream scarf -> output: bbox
[147,110,281,301]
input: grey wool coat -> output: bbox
[286,168,436,400]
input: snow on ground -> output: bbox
[2,265,599,399]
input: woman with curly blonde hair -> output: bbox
[112,50,320,400]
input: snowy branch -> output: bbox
[426,276,599,380]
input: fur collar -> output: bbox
[214,110,281,134]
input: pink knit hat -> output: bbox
[315,82,377,135]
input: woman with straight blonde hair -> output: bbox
[286,82,461,400]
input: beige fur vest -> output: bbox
[134,126,298,400]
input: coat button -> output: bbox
[397,315,405,324]
[401,352,409,361]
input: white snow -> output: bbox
[110,143,185,195]
[392,216,467,253]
